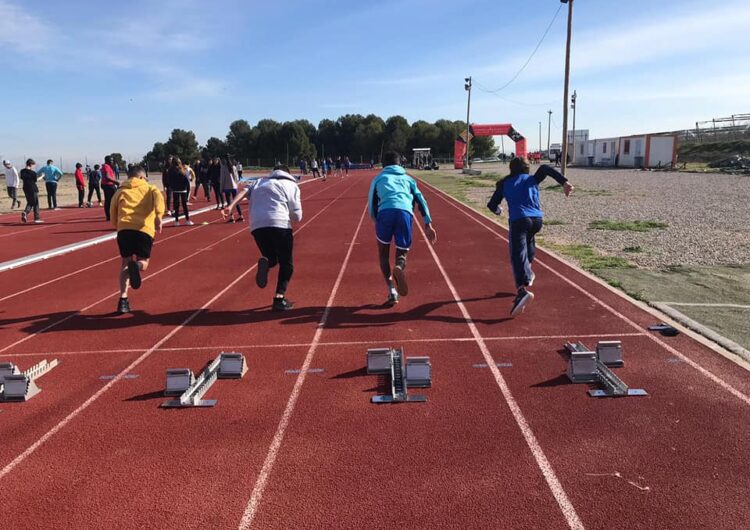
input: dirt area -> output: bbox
[419,164,750,353]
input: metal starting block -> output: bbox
[161,353,248,408]
[565,341,646,398]
[367,348,431,404]
[0,359,59,402]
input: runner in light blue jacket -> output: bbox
[37,160,64,209]
[367,151,437,307]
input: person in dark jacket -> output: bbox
[208,157,224,210]
[87,164,102,207]
[19,159,44,223]
[167,157,193,225]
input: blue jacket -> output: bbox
[487,165,567,222]
[368,165,432,224]
[37,165,64,183]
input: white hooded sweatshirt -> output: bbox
[247,169,302,230]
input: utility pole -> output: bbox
[560,0,574,175]
[464,76,472,169]
[539,121,542,155]
[547,110,552,156]
[570,90,577,165]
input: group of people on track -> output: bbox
[107,151,573,319]
[300,156,350,180]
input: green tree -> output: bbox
[226,119,254,160]
[384,115,411,155]
[317,119,338,158]
[164,129,200,162]
[253,119,283,162]
[110,153,126,169]
[143,142,167,168]
[203,137,228,159]
[280,121,315,163]
[470,136,496,159]
[353,114,385,162]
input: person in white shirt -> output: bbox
[2,160,21,209]
[222,165,302,311]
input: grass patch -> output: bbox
[544,219,568,226]
[541,241,633,269]
[623,246,643,253]
[543,184,612,197]
[589,219,668,232]
[458,178,495,188]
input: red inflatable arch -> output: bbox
[454,123,527,169]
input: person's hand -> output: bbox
[563,182,574,197]
[220,207,229,219]
[155,216,163,234]
[425,223,437,244]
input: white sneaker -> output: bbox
[34,219,45,224]
[527,271,536,287]
[174,220,181,226]
[185,220,194,226]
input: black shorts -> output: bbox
[117,230,153,259]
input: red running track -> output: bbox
[0,171,748,529]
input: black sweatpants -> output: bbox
[7,186,18,206]
[508,217,543,289]
[87,182,101,204]
[77,185,85,207]
[172,192,189,221]
[23,188,40,220]
[45,181,58,209]
[103,185,117,221]
[224,190,241,216]
[252,227,294,295]
[211,181,222,206]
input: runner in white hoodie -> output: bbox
[2,160,21,209]
[222,165,302,311]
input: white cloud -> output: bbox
[0,0,51,53]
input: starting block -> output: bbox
[565,341,646,398]
[366,348,431,404]
[161,352,247,408]
[0,359,59,402]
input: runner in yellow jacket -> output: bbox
[110,165,165,314]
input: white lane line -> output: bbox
[0,178,353,355]
[0,179,334,302]
[660,302,750,309]
[0,205,217,273]
[420,179,750,406]
[414,221,585,530]
[0,178,356,480]
[2,333,649,358]
[237,205,368,530]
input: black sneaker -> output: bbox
[117,297,131,314]
[272,297,294,311]
[128,261,142,290]
[384,292,399,307]
[256,257,269,288]
[393,265,408,296]
[510,289,534,317]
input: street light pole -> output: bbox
[464,76,472,169]
[560,0,574,175]
[570,90,577,165]
[539,121,542,156]
[547,109,552,156]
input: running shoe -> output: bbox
[510,289,534,317]
[185,220,194,226]
[393,265,409,296]
[21,211,27,223]
[256,257,269,288]
[384,292,399,307]
[236,216,244,222]
[117,297,131,314]
[527,271,536,287]
[272,297,294,311]
[127,261,142,290]
[34,219,44,224]
[226,218,235,224]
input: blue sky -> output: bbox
[1,0,748,167]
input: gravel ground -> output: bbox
[463,165,750,269]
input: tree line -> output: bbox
[143,115,496,167]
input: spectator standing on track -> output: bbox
[335,156,342,177]
[167,157,193,226]
[237,161,243,179]
[367,151,437,307]
[110,165,165,314]
[222,164,301,311]
[208,157,224,210]
[310,158,320,179]
[325,157,333,179]
[2,160,21,209]
[37,159,63,210]
[161,156,173,215]
[19,158,44,223]
[74,163,86,208]
[220,157,243,222]
[101,155,119,221]
[344,156,351,176]
[87,164,103,207]
[487,157,574,316]
[193,158,207,201]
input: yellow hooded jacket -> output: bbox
[110,177,165,238]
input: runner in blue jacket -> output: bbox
[367,151,437,306]
[487,157,574,316]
